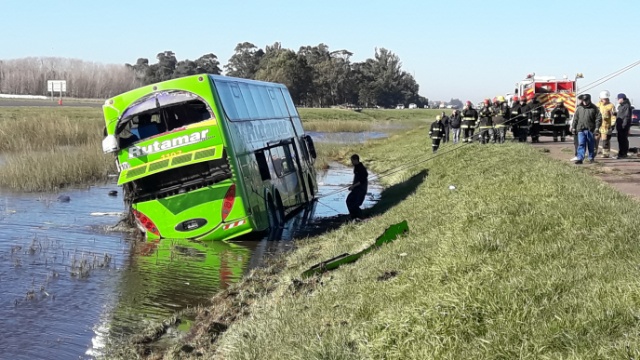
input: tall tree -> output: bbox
[224,42,264,79]
[255,48,312,104]
[195,53,221,75]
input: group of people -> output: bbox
[569,91,633,164]
[346,91,633,220]
[428,93,555,152]
[428,91,634,161]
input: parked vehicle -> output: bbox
[632,108,639,126]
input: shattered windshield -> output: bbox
[116,91,213,149]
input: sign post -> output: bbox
[47,80,67,104]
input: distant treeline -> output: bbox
[0,57,138,99]
[0,42,427,107]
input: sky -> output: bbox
[2,0,640,103]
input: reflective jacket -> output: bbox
[429,120,446,139]
[598,101,616,133]
[461,107,478,128]
[493,103,510,126]
[526,100,545,124]
[510,102,526,127]
[478,106,494,128]
[550,105,570,125]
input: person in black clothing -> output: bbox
[526,94,545,143]
[430,115,446,152]
[441,111,451,143]
[550,98,570,142]
[477,99,494,144]
[346,154,368,220]
[616,93,632,159]
[493,96,510,143]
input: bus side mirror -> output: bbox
[102,135,118,154]
[304,135,317,159]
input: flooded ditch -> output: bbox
[0,162,382,359]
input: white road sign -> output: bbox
[47,80,67,92]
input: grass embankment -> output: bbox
[0,107,113,191]
[152,129,640,359]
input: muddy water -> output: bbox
[0,163,380,359]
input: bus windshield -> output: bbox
[116,91,213,149]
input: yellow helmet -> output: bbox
[436,115,442,120]
[497,95,506,103]
[556,98,564,104]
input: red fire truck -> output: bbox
[510,73,579,138]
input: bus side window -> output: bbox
[255,151,271,181]
[270,147,284,177]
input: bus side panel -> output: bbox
[212,78,313,225]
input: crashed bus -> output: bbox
[101,75,318,241]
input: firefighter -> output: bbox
[516,96,529,142]
[493,95,510,143]
[595,90,616,158]
[461,100,478,143]
[550,98,570,142]
[526,93,545,143]
[477,99,494,144]
[510,96,522,140]
[430,115,446,152]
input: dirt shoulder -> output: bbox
[532,137,640,200]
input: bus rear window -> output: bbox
[117,91,213,148]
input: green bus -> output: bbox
[101,75,318,241]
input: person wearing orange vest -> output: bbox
[595,90,616,158]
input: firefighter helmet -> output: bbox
[497,96,505,103]
[492,97,498,103]
[512,96,519,102]
[599,90,610,99]
[484,98,491,105]
[556,98,564,104]
[466,100,472,106]
[436,115,441,120]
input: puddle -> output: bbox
[0,163,381,359]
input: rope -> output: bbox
[313,60,640,201]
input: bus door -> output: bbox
[288,140,309,204]
[268,144,298,208]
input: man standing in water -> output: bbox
[346,154,368,221]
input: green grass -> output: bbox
[149,128,640,359]
[0,107,104,151]
[303,120,373,133]
[0,107,113,191]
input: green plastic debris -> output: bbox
[301,220,409,278]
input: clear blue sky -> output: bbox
[2,0,639,103]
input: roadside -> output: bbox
[118,129,640,359]
[533,129,640,200]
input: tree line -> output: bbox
[0,43,427,107]
[0,57,138,99]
